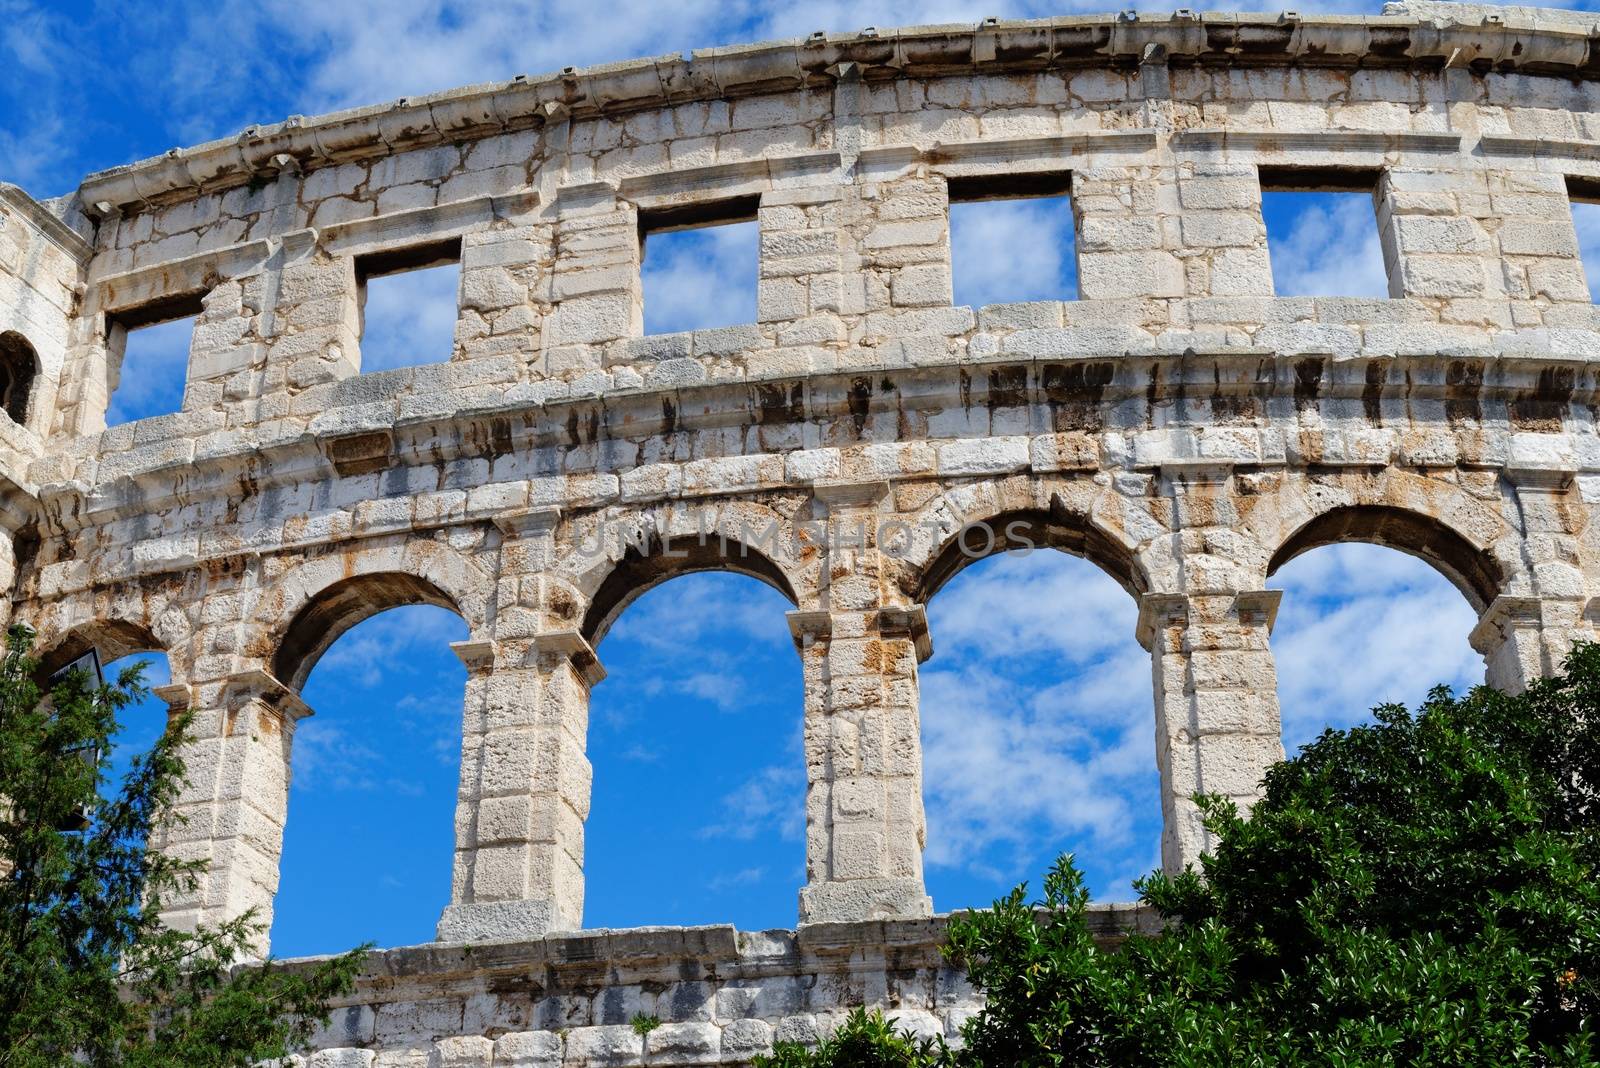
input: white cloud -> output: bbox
[1265,191,1391,298]
[108,317,194,426]
[1270,542,1482,751]
[1570,201,1600,303]
[360,263,461,372]
[604,573,791,654]
[641,223,759,336]
[949,196,1076,309]
[701,761,806,842]
[313,605,468,687]
[921,551,1159,898]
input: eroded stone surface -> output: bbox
[3,4,1600,1060]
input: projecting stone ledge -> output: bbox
[278,908,1159,1064]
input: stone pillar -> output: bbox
[1143,461,1284,872]
[796,481,932,924]
[1073,165,1185,300]
[437,508,597,942]
[1140,589,1283,872]
[542,182,640,380]
[154,668,309,955]
[1470,464,1594,692]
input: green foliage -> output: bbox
[630,1013,661,1037]
[0,625,367,1068]
[770,644,1600,1067]
[759,1009,946,1068]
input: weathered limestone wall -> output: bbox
[3,3,1600,1062]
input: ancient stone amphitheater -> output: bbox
[3,0,1600,1061]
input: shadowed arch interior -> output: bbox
[39,619,165,678]
[581,534,798,647]
[274,572,462,690]
[915,507,1146,606]
[0,331,39,427]
[1267,505,1502,613]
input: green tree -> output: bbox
[764,645,1600,1067]
[0,624,365,1068]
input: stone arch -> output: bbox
[1266,504,1504,614]
[902,480,1150,606]
[0,331,39,428]
[579,531,799,646]
[562,502,811,646]
[262,539,490,691]
[27,594,194,681]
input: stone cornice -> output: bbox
[28,349,1600,544]
[72,11,1600,214]
[0,184,94,262]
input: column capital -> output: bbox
[222,668,312,722]
[449,638,497,673]
[1136,588,1280,649]
[1136,592,1190,650]
[876,604,933,663]
[1468,593,1545,655]
[151,682,191,712]
[527,630,605,687]
[1236,589,1282,633]
[787,609,832,651]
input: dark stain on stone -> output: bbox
[1363,361,1386,425]
[987,366,1028,409]
[1445,359,1484,426]
[1041,361,1113,431]
[847,376,872,434]
[756,382,803,425]
[1293,357,1324,412]
[1510,364,1575,432]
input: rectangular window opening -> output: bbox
[1565,176,1600,303]
[639,196,759,336]
[355,237,462,373]
[947,171,1076,307]
[1259,168,1389,299]
[106,292,204,427]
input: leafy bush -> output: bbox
[766,644,1600,1067]
[0,625,365,1068]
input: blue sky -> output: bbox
[8,0,1575,956]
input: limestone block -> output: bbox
[491,1032,562,1068]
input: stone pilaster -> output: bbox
[1471,463,1596,692]
[437,507,597,942]
[1140,589,1284,872]
[1143,461,1284,872]
[796,481,932,924]
[542,183,640,380]
[154,668,309,955]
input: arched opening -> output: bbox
[273,572,461,691]
[582,539,801,929]
[269,603,468,955]
[0,331,39,427]
[1267,511,1488,752]
[38,622,175,819]
[918,516,1157,909]
[1268,505,1500,615]
[581,533,798,647]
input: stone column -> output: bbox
[154,668,309,955]
[437,508,597,942]
[796,481,932,924]
[1140,589,1283,873]
[1142,461,1284,872]
[1470,464,1594,692]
